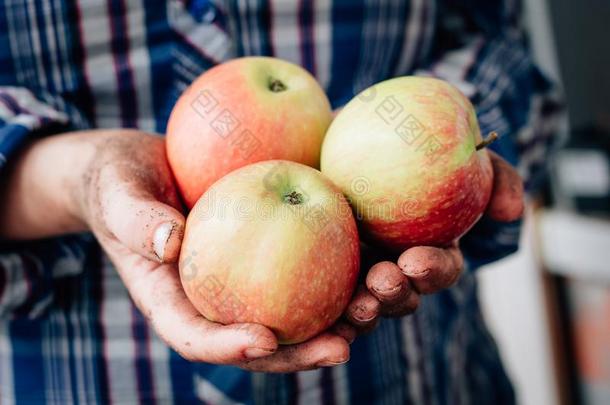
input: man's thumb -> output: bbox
[101,182,185,263]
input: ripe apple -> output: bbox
[179,160,360,344]
[320,77,494,250]
[167,57,333,208]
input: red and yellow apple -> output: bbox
[167,57,333,208]
[179,160,360,344]
[321,77,494,250]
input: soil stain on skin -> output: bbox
[75,131,184,249]
[347,288,379,325]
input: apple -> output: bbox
[166,57,333,208]
[179,160,360,344]
[320,77,494,250]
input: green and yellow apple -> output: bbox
[179,160,360,344]
[167,57,333,208]
[321,77,494,250]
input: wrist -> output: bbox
[0,131,99,239]
[54,132,100,230]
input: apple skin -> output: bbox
[320,77,493,251]
[179,160,360,344]
[167,57,333,208]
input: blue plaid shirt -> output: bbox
[0,0,562,404]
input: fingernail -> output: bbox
[153,222,174,262]
[373,284,401,296]
[316,357,349,367]
[354,314,376,323]
[244,347,276,359]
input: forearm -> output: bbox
[0,132,95,240]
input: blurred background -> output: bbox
[477,0,610,404]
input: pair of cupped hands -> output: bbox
[3,129,523,373]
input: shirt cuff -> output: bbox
[0,87,69,171]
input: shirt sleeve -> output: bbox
[414,0,565,267]
[0,86,70,170]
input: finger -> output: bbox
[366,262,420,317]
[331,321,357,344]
[100,239,279,364]
[397,245,464,294]
[242,332,350,373]
[163,319,279,365]
[380,284,420,317]
[486,151,524,222]
[147,280,278,364]
[97,164,185,263]
[344,286,380,328]
[352,316,379,335]
[366,261,408,303]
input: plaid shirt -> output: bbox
[0,0,562,404]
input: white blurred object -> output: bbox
[537,209,610,282]
[477,209,559,405]
[555,150,610,197]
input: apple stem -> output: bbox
[476,131,498,151]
